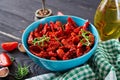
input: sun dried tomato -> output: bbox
[50,57,57,60]
[63,49,76,60]
[37,24,43,32]
[82,20,90,30]
[67,17,77,28]
[28,32,34,45]
[76,48,83,57]
[55,21,62,27]
[29,45,41,54]
[48,51,57,57]
[64,23,72,34]
[36,51,49,59]
[57,48,65,59]
[28,17,95,60]
[42,23,50,34]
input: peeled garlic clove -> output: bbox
[0,67,9,77]
[18,43,26,53]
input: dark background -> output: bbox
[0,0,100,80]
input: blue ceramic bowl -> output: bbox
[22,15,99,71]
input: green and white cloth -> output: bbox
[26,39,120,80]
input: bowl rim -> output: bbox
[22,15,99,63]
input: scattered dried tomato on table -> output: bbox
[27,17,95,60]
[0,52,12,67]
[1,41,18,51]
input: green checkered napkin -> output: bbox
[26,39,120,80]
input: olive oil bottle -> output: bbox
[94,0,120,41]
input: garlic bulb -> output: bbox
[0,67,9,77]
[18,43,26,53]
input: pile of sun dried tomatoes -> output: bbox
[27,17,95,60]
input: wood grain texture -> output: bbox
[0,0,100,80]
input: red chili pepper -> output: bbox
[0,52,12,67]
[1,41,18,51]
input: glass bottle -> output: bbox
[94,0,120,41]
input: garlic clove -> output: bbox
[18,43,26,53]
[0,67,9,77]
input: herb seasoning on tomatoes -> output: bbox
[27,17,95,60]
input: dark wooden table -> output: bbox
[0,0,100,80]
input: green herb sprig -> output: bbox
[61,25,65,30]
[80,29,91,46]
[15,64,29,80]
[54,36,63,46]
[32,35,50,46]
[11,57,15,62]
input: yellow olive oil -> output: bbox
[94,0,120,41]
